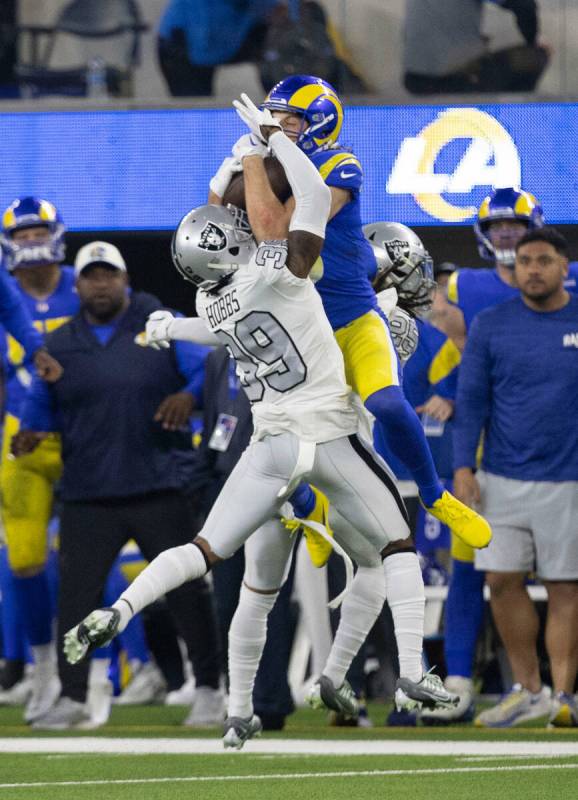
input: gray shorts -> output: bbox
[474,471,578,580]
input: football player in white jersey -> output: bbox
[63,96,458,745]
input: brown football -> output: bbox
[223,156,292,211]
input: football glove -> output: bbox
[209,155,243,199]
[145,310,174,350]
[233,93,282,144]
[232,133,269,162]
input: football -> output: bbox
[223,156,292,211]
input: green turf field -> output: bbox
[0,703,576,800]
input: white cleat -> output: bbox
[64,608,121,665]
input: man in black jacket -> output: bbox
[13,241,222,729]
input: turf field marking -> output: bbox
[0,763,577,790]
[1,738,578,756]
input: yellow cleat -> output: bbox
[424,490,492,550]
[283,487,334,568]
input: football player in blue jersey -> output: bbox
[210,75,491,556]
[0,197,79,723]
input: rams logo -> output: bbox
[387,108,522,223]
[199,222,226,251]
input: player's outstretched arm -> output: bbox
[144,310,219,349]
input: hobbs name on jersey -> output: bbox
[205,289,240,328]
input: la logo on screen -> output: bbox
[386,108,521,223]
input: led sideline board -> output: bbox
[1,102,576,230]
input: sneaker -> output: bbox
[424,491,492,549]
[24,673,61,724]
[420,676,476,725]
[396,670,459,712]
[283,487,333,568]
[165,676,195,706]
[0,666,33,707]
[548,691,578,728]
[307,675,359,718]
[64,608,121,665]
[31,696,90,730]
[475,684,551,728]
[222,714,263,750]
[183,686,226,727]
[115,662,167,705]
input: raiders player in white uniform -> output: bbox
[63,96,456,746]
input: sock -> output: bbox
[113,544,208,632]
[383,552,425,682]
[89,656,111,686]
[227,585,277,719]
[323,566,385,689]
[12,570,53,646]
[294,542,332,676]
[444,558,485,678]
[289,482,316,518]
[104,562,150,663]
[366,387,443,506]
[0,549,27,661]
[30,642,56,684]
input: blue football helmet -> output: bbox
[1,197,66,270]
[474,187,544,264]
[261,75,343,155]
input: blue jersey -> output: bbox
[454,295,578,481]
[374,319,460,480]
[0,266,79,418]
[448,262,578,331]
[310,147,378,330]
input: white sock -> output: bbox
[383,552,425,682]
[30,643,56,678]
[322,566,385,689]
[227,585,277,719]
[294,541,333,676]
[89,657,111,686]
[113,543,208,632]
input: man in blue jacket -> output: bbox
[453,227,578,728]
[13,241,222,729]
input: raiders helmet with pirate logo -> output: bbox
[171,204,256,288]
[363,221,435,318]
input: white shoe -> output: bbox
[475,684,552,728]
[115,662,167,705]
[165,676,195,706]
[80,679,113,729]
[183,686,226,727]
[24,673,61,724]
[31,696,90,730]
[420,676,476,724]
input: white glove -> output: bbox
[232,133,269,162]
[209,156,242,199]
[232,92,282,143]
[145,310,175,350]
[388,307,419,365]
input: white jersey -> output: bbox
[196,240,359,443]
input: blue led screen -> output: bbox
[1,102,576,230]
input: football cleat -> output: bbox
[475,684,551,728]
[63,607,121,665]
[307,675,359,719]
[423,491,492,549]
[283,486,333,567]
[420,676,476,725]
[396,670,460,711]
[222,714,263,749]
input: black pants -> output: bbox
[58,490,222,703]
[404,44,549,95]
[157,25,268,97]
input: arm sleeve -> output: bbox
[0,269,43,358]
[173,339,209,406]
[427,338,461,400]
[268,130,331,239]
[168,316,220,346]
[452,316,492,469]
[495,0,538,44]
[20,375,59,432]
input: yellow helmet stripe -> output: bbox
[446,270,460,304]
[38,200,57,222]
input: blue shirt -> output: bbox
[453,295,578,481]
[311,147,378,330]
[448,262,578,331]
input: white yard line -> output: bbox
[0,763,577,790]
[0,738,577,756]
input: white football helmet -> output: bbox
[363,221,435,317]
[171,204,256,288]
